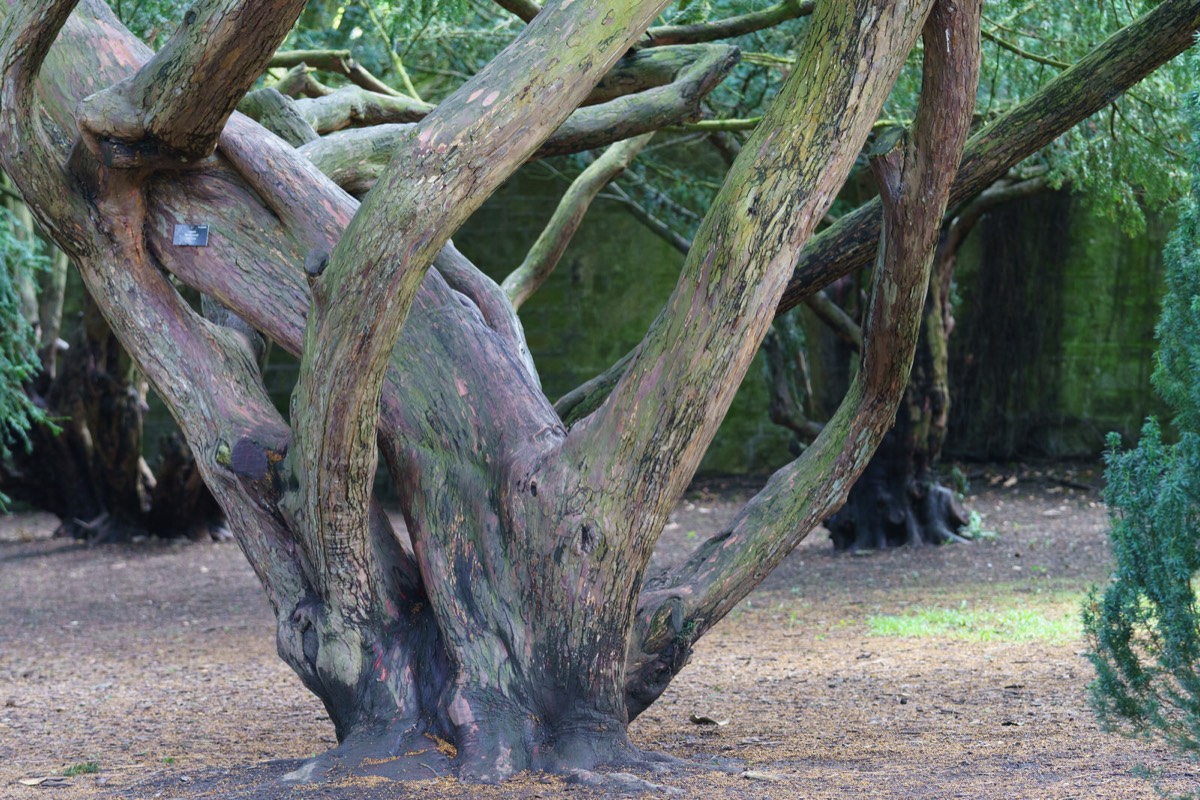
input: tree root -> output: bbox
[565,768,684,796]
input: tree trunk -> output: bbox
[0,0,977,787]
[827,282,968,550]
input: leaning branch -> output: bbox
[502,133,653,310]
[624,0,982,718]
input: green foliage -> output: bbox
[286,0,494,100]
[0,204,51,483]
[111,0,191,47]
[1084,64,1200,758]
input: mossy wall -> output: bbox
[948,190,1168,459]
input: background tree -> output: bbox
[1085,62,1200,760]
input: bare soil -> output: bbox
[2,463,1198,799]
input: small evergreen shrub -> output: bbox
[1084,64,1200,757]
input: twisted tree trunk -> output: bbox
[1,0,975,787]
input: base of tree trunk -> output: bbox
[276,717,691,791]
[827,433,970,551]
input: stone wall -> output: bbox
[947,190,1169,459]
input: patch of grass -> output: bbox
[63,761,99,776]
[867,602,1081,643]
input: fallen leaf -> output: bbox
[689,713,730,726]
[18,777,70,786]
[742,771,783,782]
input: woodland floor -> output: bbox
[2,463,1199,799]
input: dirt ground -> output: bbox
[2,463,1199,799]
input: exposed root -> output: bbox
[279,724,453,785]
[565,768,684,796]
[275,714,734,794]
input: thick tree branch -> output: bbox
[0,0,85,245]
[300,43,739,195]
[625,0,982,718]
[295,86,434,133]
[76,0,307,166]
[562,0,937,564]
[238,88,319,146]
[286,0,676,620]
[503,134,653,310]
[643,0,815,48]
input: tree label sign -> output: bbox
[173,224,210,247]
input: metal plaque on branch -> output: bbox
[173,224,210,247]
